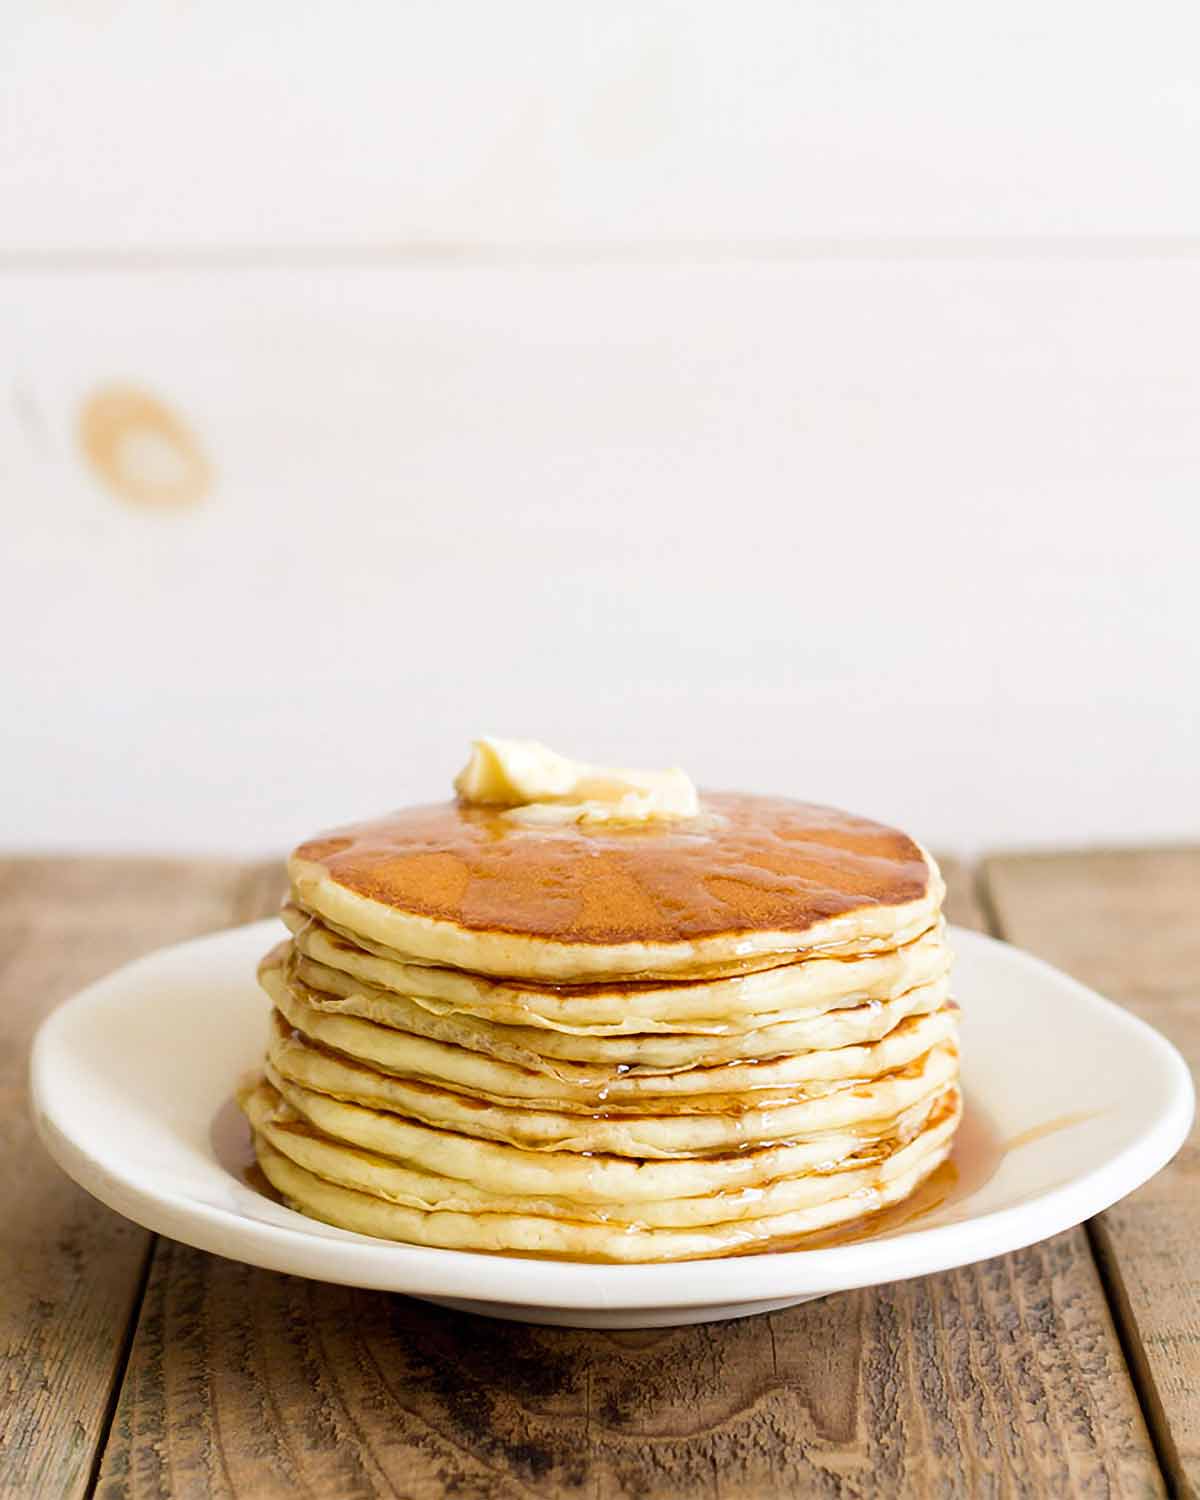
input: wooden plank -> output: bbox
[0,856,283,1500]
[92,856,1163,1498]
[96,1229,1166,1500]
[8,258,1200,867]
[984,847,1200,1495]
[8,7,1200,252]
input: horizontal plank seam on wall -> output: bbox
[975,863,1181,1500]
[84,1231,158,1500]
[5,236,1200,273]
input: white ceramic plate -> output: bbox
[31,921,1193,1329]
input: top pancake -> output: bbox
[288,792,941,981]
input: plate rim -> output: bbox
[29,921,1195,1312]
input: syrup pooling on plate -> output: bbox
[239,750,960,1261]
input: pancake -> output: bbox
[252,1091,960,1263]
[244,1079,960,1234]
[262,1065,952,1205]
[282,909,952,1032]
[287,793,942,982]
[282,942,951,1071]
[262,953,958,1108]
[265,1010,959,1157]
[240,762,961,1261]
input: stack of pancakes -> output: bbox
[240,793,959,1262]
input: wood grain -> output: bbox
[0,858,286,1500]
[91,856,1164,1499]
[0,857,283,1500]
[984,848,1200,1497]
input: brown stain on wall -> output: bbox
[78,383,212,509]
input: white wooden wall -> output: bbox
[4,3,1199,854]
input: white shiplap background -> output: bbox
[4,2,1199,855]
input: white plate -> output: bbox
[30,921,1193,1329]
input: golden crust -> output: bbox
[289,792,940,981]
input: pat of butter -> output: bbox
[454,737,699,825]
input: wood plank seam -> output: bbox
[1,856,299,1500]
[976,862,1185,1500]
[83,1234,158,1500]
[1085,1219,1191,1499]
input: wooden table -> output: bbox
[2,851,1196,1499]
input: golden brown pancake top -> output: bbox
[291,793,931,947]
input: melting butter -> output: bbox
[454,737,699,825]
